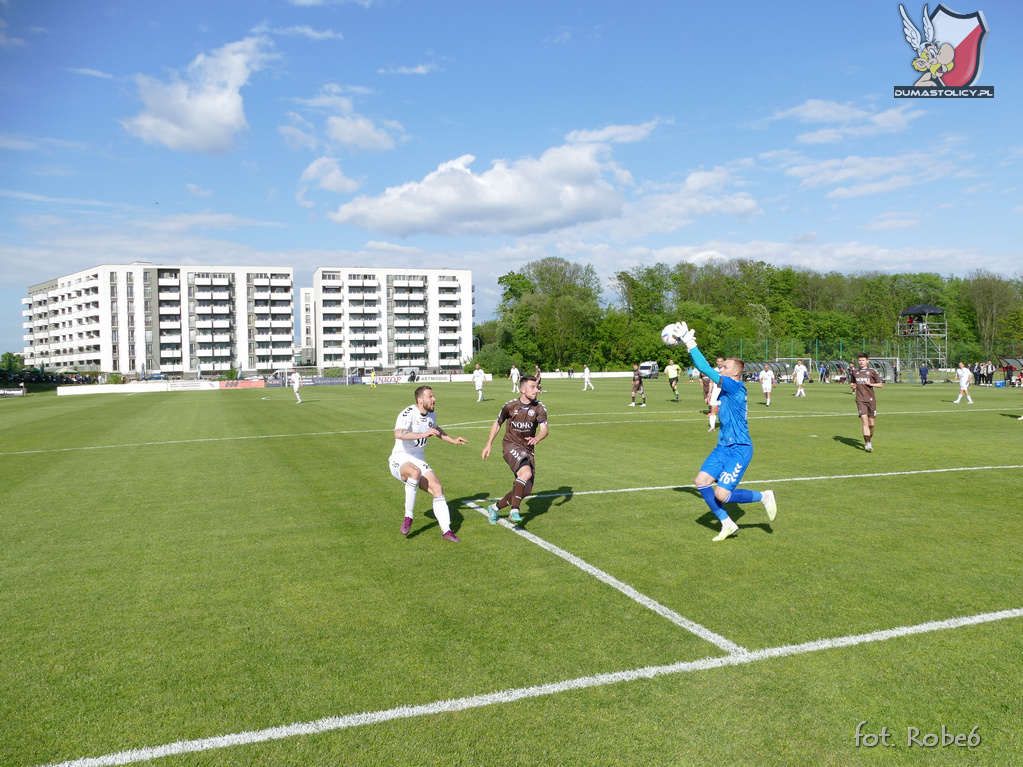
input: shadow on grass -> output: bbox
[833,435,863,451]
[999,413,1023,419]
[678,487,773,537]
[520,485,574,527]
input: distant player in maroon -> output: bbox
[850,353,883,452]
[629,363,646,407]
[482,375,548,525]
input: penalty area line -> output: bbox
[38,607,1023,767]
[463,501,746,655]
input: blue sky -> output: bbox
[1,0,1020,355]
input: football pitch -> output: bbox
[2,377,1022,766]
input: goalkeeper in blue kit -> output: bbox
[669,322,778,541]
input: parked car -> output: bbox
[639,361,659,379]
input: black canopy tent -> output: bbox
[900,304,945,316]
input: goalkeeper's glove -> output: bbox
[674,321,697,351]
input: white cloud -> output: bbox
[329,143,624,236]
[290,83,403,152]
[122,36,276,154]
[278,112,318,151]
[566,120,660,145]
[0,18,26,48]
[185,183,213,197]
[0,133,37,150]
[378,63,438,75]
[66,67,113,79]
[140,212,280,233]
[325,114,400,151]
[296,157,361,207]
[861,215,918,230]
[781,149,960,199]
[251,21,342,40]
[772,99,870,123]
[769,99,926,144]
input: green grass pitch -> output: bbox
[2,376,1022,766]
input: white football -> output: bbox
[661,324,679,347]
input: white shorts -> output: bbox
[475,383,483,391]
[761,384,773,393]
[958,381,970,390]
[709,386,721,407]
[795,376,805,386]
[389,455,432,482]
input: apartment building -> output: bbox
[22,263,295,377]
[312,267,473,372]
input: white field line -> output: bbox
[0,407,1011,458]
[462,501,746,655]
[39,607,1023,767]
[507,464,1023,502]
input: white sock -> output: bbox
[709,414,716,429]
[404,478,418,515]
[432,494,451,533]
[955,397,961,403]
[967,397,973,403]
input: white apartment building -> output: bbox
[22,263,295,377]
[312,267,473,373]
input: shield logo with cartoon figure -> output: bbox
[929,5,988,86]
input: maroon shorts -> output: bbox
[503,443,536,477]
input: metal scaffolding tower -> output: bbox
[898,304,947,372]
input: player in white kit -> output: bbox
[290,369,302,403]
[758,364,775,406]
[954,362,974,404]
[472,363,486,402]
[582,364,594,391]
[389,386,468,542]
[793,360,808,397]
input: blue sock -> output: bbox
[725,488,762,504]
[697,485,728,522]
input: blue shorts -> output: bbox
[700,443,754,491]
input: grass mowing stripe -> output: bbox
[513,464,1023,501]
[463,501,747,655]
[38,607,1023,767]
[0,408,1011,458]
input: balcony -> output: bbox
[212,319,231,329]
[159,306,181,315]
[160,334,182,344]
[194,277,212,286]
[158,291,180,300]
[213,333,231,342]
[212,306,231,315]
[159,321,180,330]
[270,319,292,329]
[196,320,214,329]
[194,290,213,300]
[270,305,292,315]
[270,278,291,288]
[158,277,179,287]
[211,277,229,287]
[195,306,213,315]
[255,319,272,329]
[252,289,270,300]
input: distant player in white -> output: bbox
[472,363,486,402]
[509,364,520,392]
[290,369,302,403]
[582,364,594,391]
[793,360,808,397]
[390,386,468,542]
[954,362,974,404]
[758,364,775,406]
[707,357,724,430]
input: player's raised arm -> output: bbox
[436,426,468,445]
[674,322,719,385]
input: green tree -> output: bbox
[1,352,25,372]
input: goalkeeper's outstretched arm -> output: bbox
[688,346,720,385]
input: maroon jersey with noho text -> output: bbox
[497,398,548,452]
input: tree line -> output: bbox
[470,257,1023,372]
